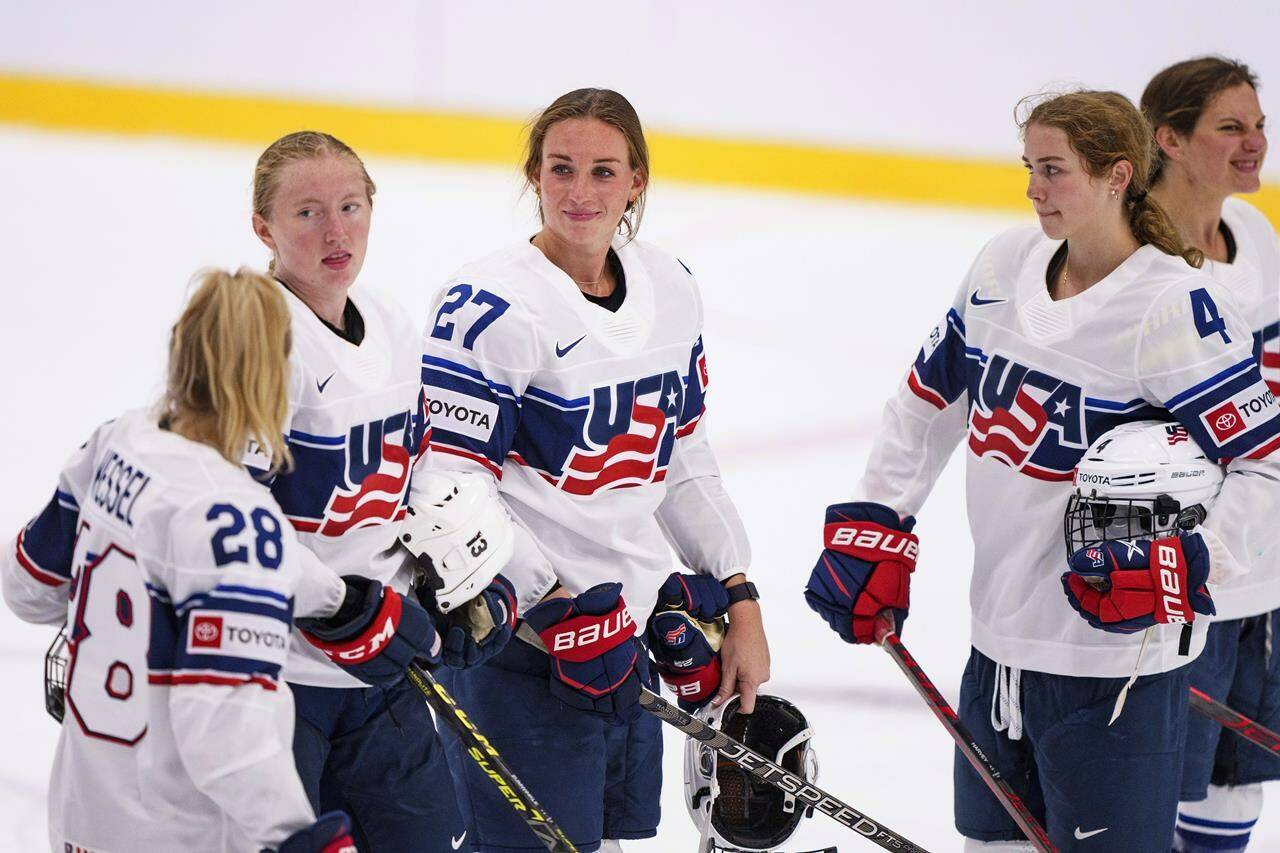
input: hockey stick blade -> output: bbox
[406,663,578,852]
[1189,685,1280,758]
[874,612,1057,853]
[515,624,929,852]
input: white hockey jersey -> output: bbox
[856,226,1280,678]
[1199,197,1280,620]
[1,409,331,852]
[266,282,429,687]
[421,238,750,630]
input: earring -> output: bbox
[1110,189,1118,199]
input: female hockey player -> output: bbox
[0,268,395,851]
[420,88,770,852]
[1141,57,1280,853]
[249,131,514,851]
[804,90,1280,851]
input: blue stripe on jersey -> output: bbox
[147,596,179,672]
[422,354,519,400]
[423,362,522,471]
[55,490,78,510]
[287,429,344,447]
[1173,827,1252,850]
[1165,357,1257,409]
[1083,397,1149,412]
[679,336,708,429]
[911,308,969,406]
[1178,814,1259,830]
[1167,361,1280,460]
[523,385,589,410]
[173,586,292,617]
[19,488,79,581]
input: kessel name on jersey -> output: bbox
[186,609,290,667]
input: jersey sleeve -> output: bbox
[420,279,558,609]
[2,423,109,624]
[852,262,976,517]
[657,335,752,580]
[152,496,315,848]
[1138,279,1280,583]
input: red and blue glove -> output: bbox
[524,582,644,720]
[273,811,357,853]
[1062,533,1215,634]
[436,575,518,670]
[298,576,441,685]
[804,502,918,644]
[654,571,730,621]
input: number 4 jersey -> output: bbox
[2,409,343,852]
[857,225,1280,678]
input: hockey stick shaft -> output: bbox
[515,625,929,852]
[1189,685,1280,758]
[406,663,578,852]
[874,614,1057,853]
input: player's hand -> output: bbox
[648,609,724,712]
[298,576,441,685]
[433,574,517,669]
[524,582,645,720]
[804,502,918,644]
[714,584,770,713]
[273,810,357,853]
[654,571,730,621]
[1062,533,1215,634]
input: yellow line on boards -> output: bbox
[2,73,1278,224]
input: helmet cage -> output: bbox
[1064,492,1207,555]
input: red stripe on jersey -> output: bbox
[1019,463,1075,482]
[907,367,947,410]
[149,672,278,691]
[1246,431,1280,460]
[430,443,503,478]
[676,413,704,438]
[14,530,67,586]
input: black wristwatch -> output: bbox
[725,581,760,606]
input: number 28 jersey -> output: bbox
[2,410,337,852]
[857,226,1280,678]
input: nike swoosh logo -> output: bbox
[451,831,467,849]
[316,372,336,393]
[1074,826,1108,840]
[970,291,1007,307]
[555,335,587,358]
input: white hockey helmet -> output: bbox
[685,694,819,852]
[1064,420,1224,555]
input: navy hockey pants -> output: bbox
[436,634,662,852]
[954,647,1189,851]
[291,678,468,852]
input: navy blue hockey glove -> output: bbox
[298,576,441,685]
[654,571,731,621]
[804,502,918,644]
[1062,533,1215,634]
[272,811,357,853]
[647,608,723,711]
[524,582,644,720]
[435,574,518,670]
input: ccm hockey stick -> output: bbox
[1189,685,1280,759]
[406,662,578,852]
[874,612,1057,853]
[516,625,929,852]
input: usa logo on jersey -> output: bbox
[282,392,429,535]
[556,370,686,495]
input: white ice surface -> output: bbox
[0,126,1276,852]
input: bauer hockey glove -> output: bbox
[1061,533,1215,634]
[804,502,918,644]
[273,810,357,853]
[524,582,645,720]
[653,570,731,621]
[647,609,724,711]
[298,575,441,685]
[427,574,518,670]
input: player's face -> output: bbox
[252,155,371,294]
[1023,123,1113,241]
[1177,83,1267,196]
[533,118,645,253]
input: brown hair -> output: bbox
[1020,91,1203,268]
[1142,56,1260,184]
[162,268,293,472]
[253,131,376,272]
[522,88,650,240]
